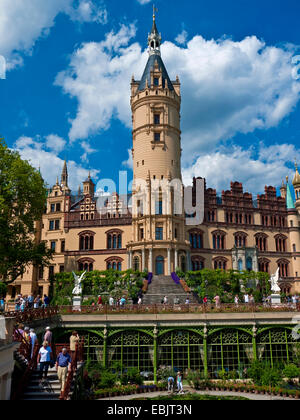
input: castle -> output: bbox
[7,14,300,300]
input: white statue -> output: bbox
[270,268,281,293]
[72,271,86,296]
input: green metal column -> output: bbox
[188,331,191,370]
[269,330,273,368]
[154,327,158,384]
[252,326,257,362]
[237,330,241,373]
[203,326,208,378]
[285,329,290,363]
[203,337,208,378]
[103,328,108,368]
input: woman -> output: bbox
[70,331,80,359]
[37,341,53,383]
[176,372,184,394]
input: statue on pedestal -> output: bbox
[270,268,281,294]
[72,271,86,296]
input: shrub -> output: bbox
[282,364,300,382]
[261,367,282,387]
[248,361,265,385]
[97,370,118,389]
[120,368,144,386]
[0,282,7,297]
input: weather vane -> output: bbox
[153,4,158,21]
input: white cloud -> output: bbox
[182,143,299,194]
[122,149,133,169]
[136,0,151,4]
[67,0,107,24]
[14,135,99,191]
[45,134,67,153]
[80,140,97,163]
[0,0,107,70]
[175,30,188,46]
[56,28,300,166]
[55,23,143,141]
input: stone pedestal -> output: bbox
[271,294,281,306]
[72,296,82,312]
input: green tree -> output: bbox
[0,138,53,284]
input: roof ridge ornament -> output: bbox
[148,5,161,56]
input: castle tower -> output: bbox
[286,175,300,282]
[127,12,189,275]
[293,162,300,208]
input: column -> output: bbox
[167,248,171,275]
[174,249,178,270]
[103,328,108,368]
[129,251,133,270]
[203,326,208,378]
[149,248,153,273]
[142,249,145,271]
[187,251,192,271]
[153,326,158,384]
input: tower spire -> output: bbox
[148,6,161,56]
[61,160,68,186]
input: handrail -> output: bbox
[57,302,299,315]
[11,340,40,400]
[4,306,59,323]
[60,343,83,400]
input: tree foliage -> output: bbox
[0,138,53,284]
[177,269,271,302]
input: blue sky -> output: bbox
[0,0,300,195]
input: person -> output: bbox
[29,328,37,359]
[185,296,190,305]
[244,293,249,305]
[28,294,34,309]
[109,296,114,306]
[34,295,41,309]
[167,376,174,393]
[0,296,5,312]
[44,327,53,347]
[70,331,80,359]
[203,296,208,305]
[163,296,168,305]
[234,295,239,306]
[176,371,184,394]
[97,295,103,306]
[56,348,72,396]
[138,296,142,305]
[43,294,50,308]
[249,294,255,305]
[15,295,21,311]
[214,294,221,308]
[120,296,126,306]
[20,296,26,312]
[37,341,53,383]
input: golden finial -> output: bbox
[153,4,158,21]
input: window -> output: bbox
[139,228,144,241]
[59,265,64,273]
[275,235,287,252]
[106,258,123,271]
[234,233,247,248]
[192,258,204,271]
[156,200,163,215]
[50,241,56,252]
[79,232,95,251]
[107,231,123,249]
[154,77,159,86]
[255,234,268,251]
[78,260,94,272]
[49,266,55,278]
[49,220,54,231]
[154,114,160,125]
[50,204,55,213]
[214,258,227,270]
[189,231,203,249]
[154,132,161,142]
[56,203,61,212]
[155,226,163,240]
[212,231,226,250]
[61,240,65,253]
[55,220,60,230]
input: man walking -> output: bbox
[44,327,53,348]
[56,348,72,398]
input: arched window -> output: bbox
[106,230,123,250]
[191,257,205,272]
[212,230,226,250]
[106,257,123,271]
[78,258,94,272]
[213,257,228,271]
[277,259,289,278]
[255,233,268,251]
[246,257,253,271]
[234,232,247,248]
[133,257,140,272]
[258,258,270,273]
[275,234,287,252]
[189,229,203,249]
[78,231,95,251]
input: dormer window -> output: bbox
[154,132,161,142]
[154,77,159,86]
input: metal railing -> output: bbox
[57,302,300,315]
[4,306,59,323]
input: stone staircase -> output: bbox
[22,366,62,400]
[143,275,199,305]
